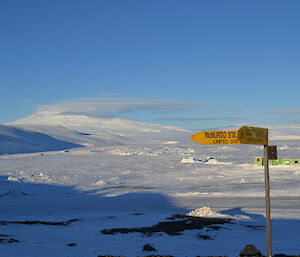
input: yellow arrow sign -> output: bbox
[191,130,241,145]
[237,126,268,145]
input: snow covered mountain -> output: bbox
[9,111,187,134]
[5,107,300,156]
[8,111,190,143]
[1,111,191,154]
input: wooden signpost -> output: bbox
[192,126,272,257]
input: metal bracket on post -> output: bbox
[264,145,273,257]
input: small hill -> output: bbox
[0,125,82,155]
[11,124,133,147]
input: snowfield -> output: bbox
[0,114,300,256]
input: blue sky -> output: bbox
[1,0,300,130]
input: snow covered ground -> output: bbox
[0,113,300,256]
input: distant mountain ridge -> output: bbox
[3,109,300,155]
[8,111,190,143]
[8,111,188,135]
[1,111,191,155]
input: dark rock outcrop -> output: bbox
[239,244,263,257]
[143,244,157,252]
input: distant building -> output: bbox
[253,157,300,165]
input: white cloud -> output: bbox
[37,98,207,118]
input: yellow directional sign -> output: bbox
[237,126,268,145]
[191,124,272,256]
[191,130,241,145]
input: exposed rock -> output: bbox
[0,218,80,226]
[197,234,213,240]
[144,255,174,257]
[0,190,29,198]
[239,244,263,257]
[101,215,229,236]
[98,255,125,257]
[67,243,77,246]
[0,234,19,244]
[197,255,228,257]
[143,244,157,251]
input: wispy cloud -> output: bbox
[157,116,246,122]
[37,98,207,118]
[267,108,300,114]
[224,105,241,108]
[99,93,122,97]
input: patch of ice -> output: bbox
[180,156,215,164]
[171,192,210,197]
[186,207,251,220]
[163,141,179,145]
[205,159,232,165]
[121,170,131,174]
[240,177,247,183]
[186,207,231,218]
[60,150,70,153]
[82,143,94,147]
[233,215,251,220]
[92,180,107,186]
[295,170,300,175]
[109,148,158,156]
[7,176,19,182]
[180,157,198,164]
[278,145,289,150]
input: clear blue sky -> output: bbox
[1,0,300,130]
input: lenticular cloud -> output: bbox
[36,98,206,118]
